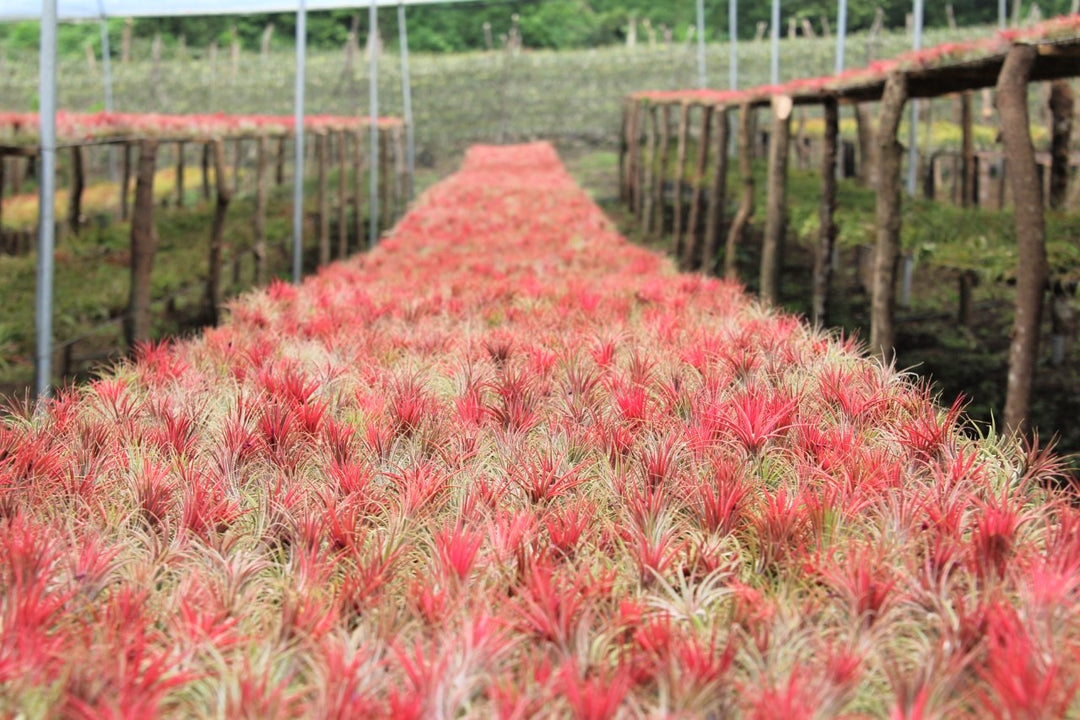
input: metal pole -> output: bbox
[835,0,847,75]
[292,0,307,283]
[906,0,923,197]
[98,5,118,181]
[398,2,415,202]
[728,0,737,90]
[369,0,380,248]
[695,0,707,88]
[999,0,1007,28]
[36,0,58,399]
[770,0,779,86]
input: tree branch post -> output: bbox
[813,96,839,326]
[999,45,1048,437]
[701,105,729,276]
[125,140,159,348]
[760,95,793,307]
[725,102,755,281]
[870,71,909,360]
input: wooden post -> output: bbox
[628,101,643,216]
[68,145,85,236]
[1048,80,1073,211]
[999,45,1047,437]
[201,142,212,201]
[0,157,5,234]
[701,106,729,276]
[760,95,792,307]
[870,72,909,360]
[120,143,132,221]
[175,141,186,208]
[855,104,876,188]
[725,102,755,281]
[206,139,232,326]
[642,104,657,234]
[254,134,268,285]
[233,138,243,196]
[125,140,159,348]
[338,129,349,258]
[961,92,976,207]
[619,99,631,205]
[683,104,713,270]
[672,102,691,260]
[316,132,330,266]
[653,104,672,239]
[353,129,365,249]
[958,271,976,328]
[380,129,392,235]
[813,97,839,326]
[276,135,287,186]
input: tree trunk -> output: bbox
[760,95,792,307]
[276,135,286,186]
[206,139,232,325]
[125,140,159,348]
[672,102,691,260]
[683,104,714,270]
[725,103,755,281]
[999,45,1047,437]
[317,132,330,266]
[1048,80,1073,211]
[201,142,211,201]
[68,145,85,236]
[701,106,729,276]
[870,72,908,360]
[813,97,839,326]
[653,104,672,239]
[254,134,268,285]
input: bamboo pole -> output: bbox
[760,95,792,307]
[701,105,729,276]
[870,72,909,360]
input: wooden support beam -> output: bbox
[619,99,631,205]
[870,71,908,360]
[672,102,691,260]
[725,102,755,281]
[380,129,392,234]
[125,139,159,348]
[201,142,211,202]
[626,101,642,213]
[276,135,287,186]
[760,95,793,307]
[701,106,729,276]
[353,129,365,249]
[683,104,714,271]
[813,97,839,326]
[961,92,976,207]
[999,45,1047,437]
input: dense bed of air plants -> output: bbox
[1,142,1078,718]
